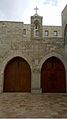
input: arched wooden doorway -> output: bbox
[3,57,31,92]
[41,56,66,93]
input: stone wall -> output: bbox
[0,21,66,92]
[43,26,62,38]
[62,5,67,91]
[62,4,67,39]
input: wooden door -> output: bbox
[3,57,31,92]
[41,56,66,93]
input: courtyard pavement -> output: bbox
[0,93,67,118]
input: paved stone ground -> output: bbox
[0,93,67,118]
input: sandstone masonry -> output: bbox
[0,5,67,93]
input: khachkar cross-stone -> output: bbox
[34,6,39,14]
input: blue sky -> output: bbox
[0,0,67,25]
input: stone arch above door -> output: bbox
[41,56,66,93]
[0,51,33,93]
[39,53,66,71]
[3,56,31,92]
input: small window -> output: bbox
[45,30,49,36]
[23,29,26,35]
[34,25,39,37]
[54,31,58,36]
[36,30,39,36]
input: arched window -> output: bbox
[54,31,58,36]
[23,29,26,36]
[34,20,40,37]
[45,30,49,36]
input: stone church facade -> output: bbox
[0,5,67,93]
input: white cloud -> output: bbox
[0,0,30,21]
[43,0,58,6]
[36,0,67,25]
[0,10,5,19]
[0,0,66,25]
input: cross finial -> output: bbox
[34,6,39,14]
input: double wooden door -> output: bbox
[41,57,66,93]
[3,57,31,92]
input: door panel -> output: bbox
[41,56,66,93]
[3,57,31,92]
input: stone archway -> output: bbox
[3,56,31,92]
[41,56,66,93]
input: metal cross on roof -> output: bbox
[34,6,39,14]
